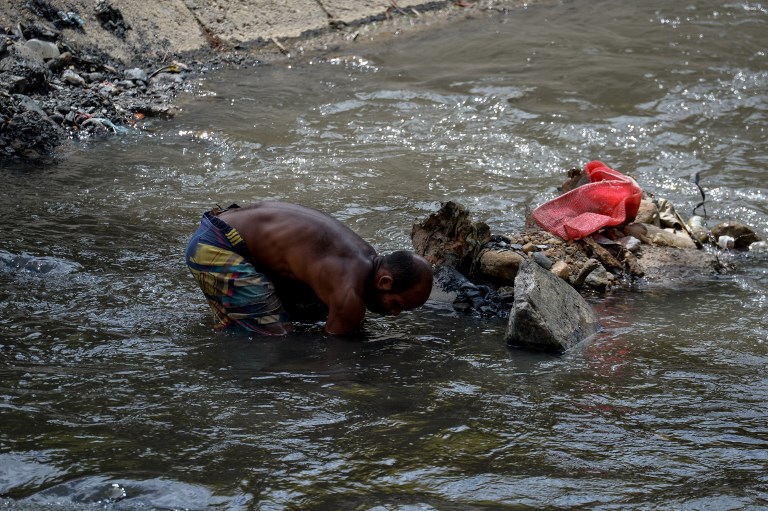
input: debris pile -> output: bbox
[412,166,762,319]
[0,1,189,160]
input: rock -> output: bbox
[25,0,84,30]
[618,236,641,252]
[550,260,570,279]
[711,221,759,249]
[14,95,46,115]
[24,39,60,61]
[505,259,600,352]
[432,264,515,317]
[584,265,613,290]
[532,251,553,270]
[623,223,651,243]
[431,265,472,302]
[569,258,601,287]
[634,245,723,284]
[95,0,132,38]
[62,69,86,86]
[47,51,73,73]
[635,198,660,226]
[0,42,50,93]
[124,68,148,83]
[4,109,66,160]
[478,249,523,284]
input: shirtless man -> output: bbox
[185,201,433,335]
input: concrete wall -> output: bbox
[0,0,463,63]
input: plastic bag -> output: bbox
[532,161,642,240]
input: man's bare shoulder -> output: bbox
[231,201,340,226]
[219,201,376,268]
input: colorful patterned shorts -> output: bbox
[185,208,290,332]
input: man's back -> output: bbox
[218,202,377,333]
[218,201,376,282]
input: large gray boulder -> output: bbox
[505,259,600,352]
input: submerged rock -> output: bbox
[505,259,600,352]
[634,245,724,283]
[711,221,759,249]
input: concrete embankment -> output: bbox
[0,0,528,160]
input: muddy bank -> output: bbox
[0,0,530,160]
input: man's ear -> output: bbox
[375,272,394,291]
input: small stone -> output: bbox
[124,67,148,83]
[532,251,553,270]
[551,260,570,279]
[522,242,536,253]
[85,72,105,82]
[98,83,118,97]
[47,51,72,72]
[62,69,85,86]
[25,39,60,61]
[618,236,641,253]
[635,198,660,226]
[585,265,613,290]
[479,249,524,284]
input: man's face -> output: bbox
[366,283,431,317]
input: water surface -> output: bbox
[1,0,767,509]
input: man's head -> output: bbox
[365,251,433,316]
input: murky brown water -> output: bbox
[1,0,767,509]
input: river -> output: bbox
[1,0,767,509]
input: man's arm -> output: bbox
[324,286,367,335]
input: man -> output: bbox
[185,201,433,335]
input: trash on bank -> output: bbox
[411,162,762,351]
[532,161,642,240]
[1,14,191,161]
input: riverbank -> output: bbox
[0,0,532,160]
